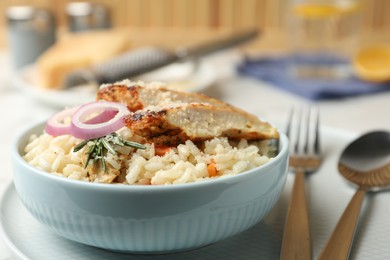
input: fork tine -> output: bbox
[294,108,302,154]
[314,107,321,155]
[288,106,320,156]
[304,106,311,154]
[285,107,294,139]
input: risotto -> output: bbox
[23,81,280,185]
[23,127,277,185]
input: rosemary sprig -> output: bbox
[73,133,146,171]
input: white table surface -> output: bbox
[1,50,390,259]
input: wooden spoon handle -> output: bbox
[318,188,366,260]
[280,170,311,260]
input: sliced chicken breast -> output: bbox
[124,103,279,146]
[97,81,258,120]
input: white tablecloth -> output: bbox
[1,51,390,259]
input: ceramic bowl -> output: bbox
[12,122,289,253]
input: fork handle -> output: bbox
[318,188,366,260]
[280,170,311,260]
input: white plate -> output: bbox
[2,128,390,259]
[12,60,217,108]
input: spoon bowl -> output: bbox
[319,131,390,260]
[339,131,390,188]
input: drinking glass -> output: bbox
[287,0,362,80]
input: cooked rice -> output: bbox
[23,128,277,185]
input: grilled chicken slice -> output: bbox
[124,103,279,146]
[97,81,257,120]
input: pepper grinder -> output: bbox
[66,2,111,32]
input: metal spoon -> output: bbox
[318,131,390,260]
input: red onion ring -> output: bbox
[71,101,129,139]
[45,106,78,136]
[84,109,118,124]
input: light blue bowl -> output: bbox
[12,122,289,253]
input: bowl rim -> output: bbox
[12,121,289,191]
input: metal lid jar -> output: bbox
[6,6,56,69]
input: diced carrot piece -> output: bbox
[207,160,218,177]
[154,146,173,156]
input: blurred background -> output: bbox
[0,0,389,52]
[2,2,390,260]
[0,0,389,102]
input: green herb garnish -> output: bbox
[73,133,146,171]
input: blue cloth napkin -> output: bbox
[237,57,390,100]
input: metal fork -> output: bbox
[280,107,322,260]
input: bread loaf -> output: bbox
[37,30,130,89]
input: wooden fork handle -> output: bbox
[280,170,311,260]
[318,188,366,260]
